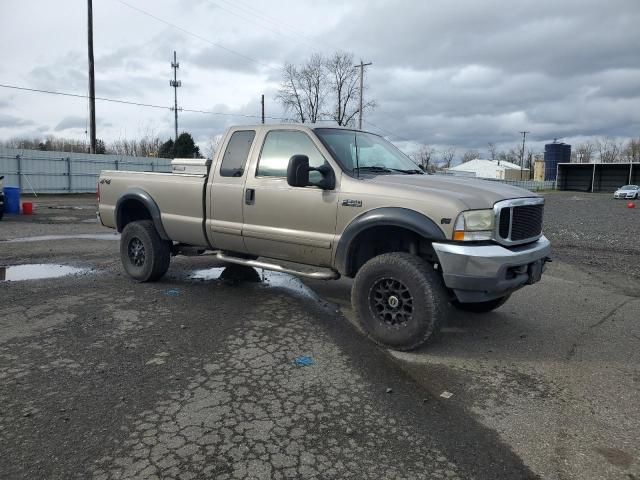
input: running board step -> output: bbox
[215,252,340,280]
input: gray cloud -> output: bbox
[54,116,87,131]
[0,114,34,129]
[1,0,638,157]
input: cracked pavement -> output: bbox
[1,193,639,479]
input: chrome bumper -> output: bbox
[432,236,551,303]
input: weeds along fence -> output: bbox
[0,147,172,194]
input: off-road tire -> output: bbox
[452,294,511,313]
[120,220,171,282]
[351,252,448,351]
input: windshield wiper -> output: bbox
[388,168,424,175]
[354,166,393,174]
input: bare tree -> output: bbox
[497,146,520,165]
[572,141,596,163]
[487,142,497,161]
[276,63,306,123]
[277,51,376,125]
[440,148,456,169]
[324,51,374,126]
[277,54,327,123]
[299,54,326,123]
[596,137,622,163]
[622,137,640,162]
[461,149,480,163]
[410,144,437,172]
[204,133,223,160]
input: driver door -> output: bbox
[242,129,340,266]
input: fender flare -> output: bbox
[115,188,169,240]
[334,207,446,276]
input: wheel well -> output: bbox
[344,226,437,277]
[117,199,152,232]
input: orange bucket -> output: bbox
[22,202,33,215]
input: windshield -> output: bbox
[315,128,422,175]
[621,185,638,190]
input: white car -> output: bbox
[613,185,639,199]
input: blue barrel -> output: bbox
[3,186,21,214]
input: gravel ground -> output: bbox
[543,191,640,281]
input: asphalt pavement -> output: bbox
[0,193,638,480]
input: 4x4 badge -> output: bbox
[342,199,362,207]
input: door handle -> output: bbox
[245,188,255,205]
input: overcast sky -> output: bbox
[1,0,639,158]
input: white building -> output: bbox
[447,159,529,180]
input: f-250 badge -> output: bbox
[341,199,362,207]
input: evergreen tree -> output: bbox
[158,138,175,158]
[174,132,201,158]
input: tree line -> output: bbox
[410,136,640,174]
[2,131,200,158]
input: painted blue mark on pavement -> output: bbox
[293,356,315,367]
[164,289,180,297]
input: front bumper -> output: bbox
[432,236,551,303]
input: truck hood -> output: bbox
[365,174,538,209]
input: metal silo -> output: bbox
[544,141,571,181]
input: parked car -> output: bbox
[98,124,550,351]
[613,185,640,199]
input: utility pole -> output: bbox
[354,60,372,130]
[261,94,265,124]
[87,0,97,154]
[520,131,530,180]
[170,51,181,144]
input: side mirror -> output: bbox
[287,155,310,187]
[286,155,336,190]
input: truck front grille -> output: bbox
[497,203,544,243]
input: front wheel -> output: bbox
[351,253,448,351]
[452,294,511,313]
[120,220,171,282]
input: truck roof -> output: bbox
[228,123,375,135]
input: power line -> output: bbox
[0,83,290,120]
[114,0,273,71]
[205,0,336,55]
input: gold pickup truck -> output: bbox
[98,124,550,350]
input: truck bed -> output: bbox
[98,170,209,246]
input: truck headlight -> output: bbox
[453,209,494,241]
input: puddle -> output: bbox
[190,267,318,301]
[47,206,88,210]
[0,264,90,282]
[2,233,120,243]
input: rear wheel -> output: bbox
[452,294,511,313]
[352,253,448,351]
[120,220,171,282]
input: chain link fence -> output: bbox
[0,147,172,194]
[434,172,556,192]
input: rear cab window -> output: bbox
[219,130,256,177]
